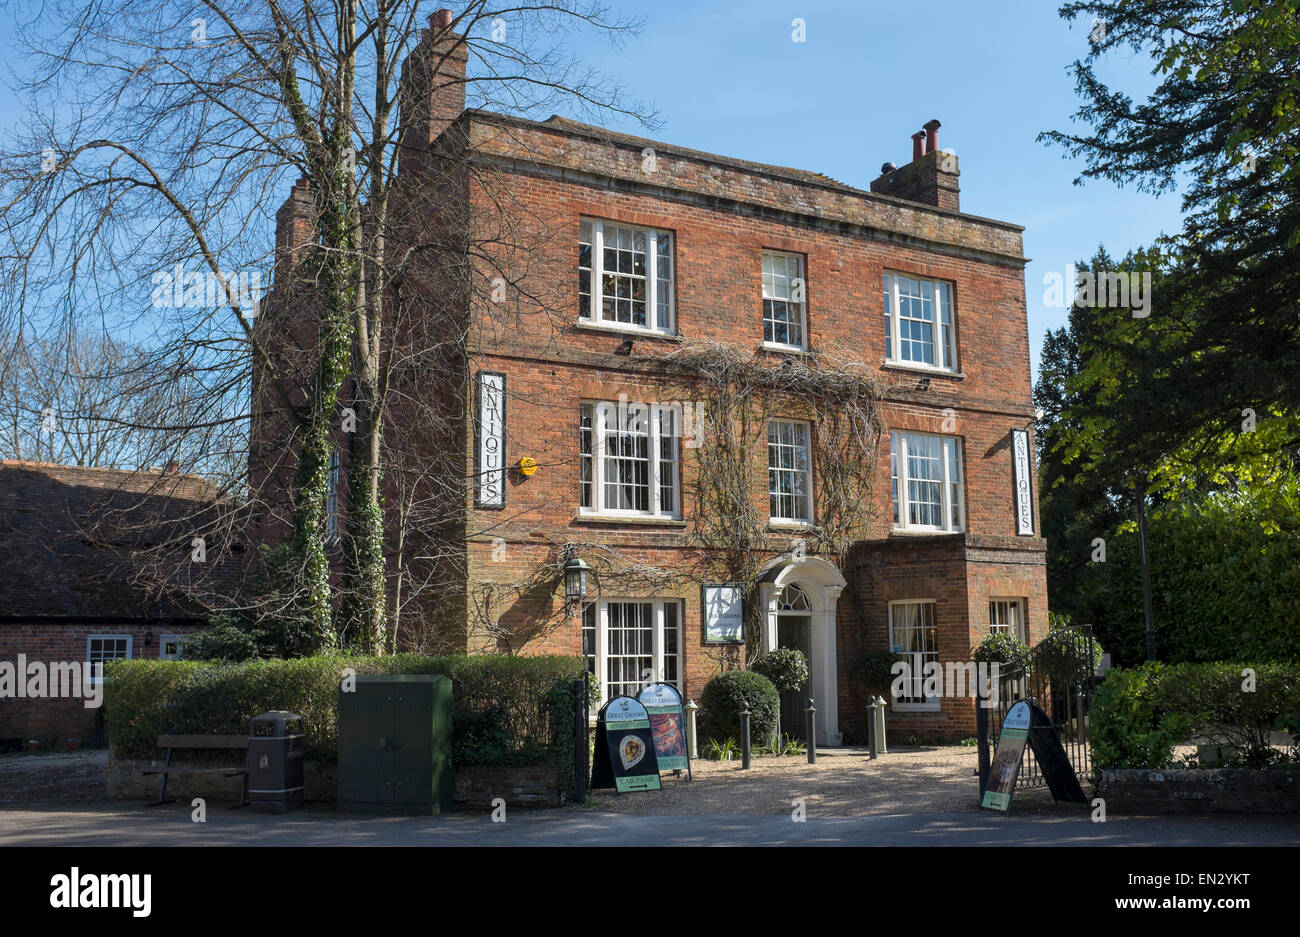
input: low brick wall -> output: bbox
[108,755,568,810]
[1099,768,1300,814]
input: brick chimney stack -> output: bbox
[398,8,469,175]
[274,176,315,283]
[871,119,960,212]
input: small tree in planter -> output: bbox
[751,648,809,747]
[973,631,1032,703]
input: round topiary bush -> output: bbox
[698,670,780,745]
[972,631,1031,675]
[750,648,808,694]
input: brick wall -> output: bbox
[0,621,200,746]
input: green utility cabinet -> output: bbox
[337,674,453,814]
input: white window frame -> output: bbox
[159,633,195,661]
[988,599,1027,642]
[883,272,957,372]
[890,431,964,533]
[583,598,682,709]
[579,401,681,519]
[86,634,133,684]
[579,218,675,335]
[888,600,940,711]
[761,250,807,351]
[767,418,813,524]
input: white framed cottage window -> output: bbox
[883,273,957,372]
[583,599,681,707]
[889,600,939,710]
[579,401,680,519]
[890,431,964,532]
[86,634,132,684]
[762,250,806,349]
[578,219,674,334]
[768,419,812,523]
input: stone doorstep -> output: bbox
[108,756,567,810]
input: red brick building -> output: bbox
[0,461,222,747]
[260,13,1048,743]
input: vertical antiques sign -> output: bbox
[1011,428,1035,536]
[476,371,506,508]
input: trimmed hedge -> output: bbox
[1090,661,1300,772]
[698,670,780,745]
[104,654,585,779]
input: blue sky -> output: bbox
[559,0,1187,384]
[0,1,1186,383]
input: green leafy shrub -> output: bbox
[1090,660,1300,772]
[750,648,808,694]
[698,670,780,746]
[972,632,1031,674]
[706,737,738,761]
[850,650,905,695]
[185,618,263,662]
[1089,664,1190,771]
[104,655,585,782]
[1036,627,1104,686]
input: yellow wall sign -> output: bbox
[517,457,538,477]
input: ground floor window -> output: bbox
[159,633,195,660]
[988,599,1026,642]
[582,599,681,707]
[888,600,939,709]
[86,634,132,684]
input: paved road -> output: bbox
[0,804,1295,846]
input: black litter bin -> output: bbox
[247,711,305,813]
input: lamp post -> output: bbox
[564,556,592,609]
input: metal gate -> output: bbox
[977,625,1097,794]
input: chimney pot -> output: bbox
[924,119,941,155]
[911,131,926,161]
[431,9,453,30]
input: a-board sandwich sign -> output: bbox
[638,683,691,778]
[591,695,661,793]
[980,700,1031,811]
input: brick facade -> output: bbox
[255,19,1050,742]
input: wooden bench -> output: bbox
[141,734,250,807]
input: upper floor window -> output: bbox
[762,250,806,349]
[579,401,680,518]
[768,419,812,523]
[890,431,964,532]
[579,219,674,334]
[883,273,957,372]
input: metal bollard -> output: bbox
[869,702,879,759]
[740,703,751,769]
[685,699,699,760]
[805,699,817,764]
[872,696,888,755]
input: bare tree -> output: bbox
[0,1,650,652]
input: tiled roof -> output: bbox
[0,460,240,621]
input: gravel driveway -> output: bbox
[0,749,109,805]
[586,745,1067,817]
